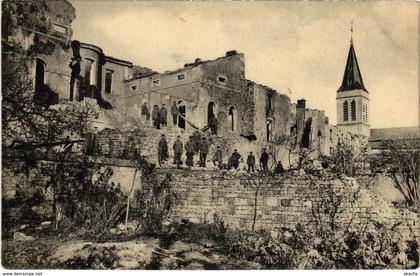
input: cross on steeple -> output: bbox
[350,20,353,44]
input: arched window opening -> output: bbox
[84,58,94,85]
[301,118,312,149]
[329,129,333,141]
[317,130,322,151]
[34,58,58,105]
[90,60,97,85]
[351,100,356,121]
[207,102,215,124]
[178,100,186,129]
[105,70,113,93]
[343,101,348,122]
[228,106,237,131]
[35,58,46,94]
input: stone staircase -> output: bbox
[96,108,257,170]
[95,107,280,169]
[138,126,267,171]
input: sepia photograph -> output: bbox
[1,0,419,272]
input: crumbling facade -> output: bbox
[3,0,367,158]
[122,52,253,136]
[73,42,135,109]
[2,0,75,104]
[121,52,292,143]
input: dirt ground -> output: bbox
[2,232,259,270]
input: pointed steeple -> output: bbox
[337,36,368,92]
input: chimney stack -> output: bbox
[297,99,306,109]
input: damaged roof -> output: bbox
[129,50,244,81]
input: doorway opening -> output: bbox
[35,58,46,95]
[228,106,237,131]
[178,100,186,129]
[207,102,215,125]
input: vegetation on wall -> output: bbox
[2,55,96,155]
[2,1,50,38]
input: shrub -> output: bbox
[33,161,126,233]
[301,222,419,269]
[131,172,174,235]
[163,214,228,246]
[222,229,297,269]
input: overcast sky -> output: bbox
[70,1,418,128]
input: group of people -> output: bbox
[141,101,180,129]
[157,133,283,173]
[158,134,209,169]
[225,147,284,173]
[234,148,269,172]
[141,101,220,135]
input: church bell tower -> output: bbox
[336,24,370,137]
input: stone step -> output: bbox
[97,108,251,170]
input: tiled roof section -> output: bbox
[369,127,420,142]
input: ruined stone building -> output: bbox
[120,51,293,142]
[3,0,370,160]
[2,0,76,104]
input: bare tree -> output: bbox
[2,57,96,157]
[310,181,362,235]
[371,136,419,207]
[268,134,291,170]
[240,171,272,231]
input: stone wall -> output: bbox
[250,82,291,142]
[201,53,253,136]
[119,52,255,136]
[3,155,417,240]
[2,154,141,201]
[289,101,366,157]
[3,0,76,102]
[93,121,297,170]
[95,128,146,159]
[35,41,73,101]
[79,43,102,87]
[304,108,326,152]
[101,57,132,99]
[166,170,418,237]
